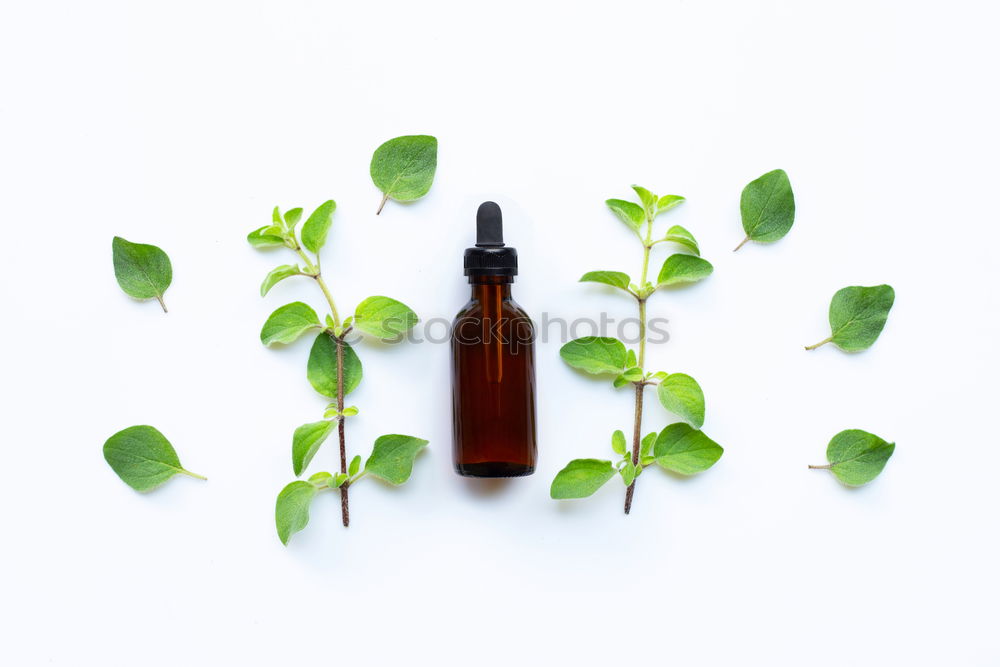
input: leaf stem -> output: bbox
[733,235,751,252]
[808,463,832,470]
[292,244,341,325]
[156,295,168,313]
[180,469,207,481]
[804,337,832,351]
[376,193,389,215]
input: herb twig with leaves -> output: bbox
[249,202,428,544]
[553,186,723,514]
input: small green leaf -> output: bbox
[103,425,204,492]
[641,455,656,466]
[307,333,363,398]
[363,434,429,485]
[301,200,336,254]
[272,206,283,225]
[332,473,349,487]
[738,169,795,248]
[611,430,627,455]
[342,406,359,417]
[283,207,303,231]
[550,459,616,499]
[260,302,321,346]
[625,350,637,367]
[650,371,668,382]
[656,373,706,429]
[308,471,332,484]
[352,296,419,339]
[580,271,632,292]
[275,481,318,545]
[612,374,630,388]
[813,429,895,486]
[348,454,362,477]
[656,195,685,215]
[560,337,627,375]
[808,285,895,352]
[112,237,172,312]
[663,225,700,255]
[260,264,302,297]
[640,432,656,458]
[606,199,645,233]
[292,420,336,476]
[247,225,286,248]
[621,367,643,382]
[370,135,438,213]
[654,424,723,475]
[657,254,714,287]
[631,185,657,218]
[620,459,637,486]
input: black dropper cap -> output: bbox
[464,201,518,278]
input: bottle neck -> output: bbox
[469,275,512,300]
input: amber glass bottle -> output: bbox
[451,202,537,477]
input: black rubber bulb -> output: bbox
[476,201,504,247]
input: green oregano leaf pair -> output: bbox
[249,200,428,544]
[554,185,722,513]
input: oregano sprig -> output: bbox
[249,201,428,544]
[553,185,723,514]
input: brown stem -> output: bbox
[335,335,349,527]
[623,382,644,514]
[733,235,751,252]
[376,193,389,215]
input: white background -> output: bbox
[2,1,998,665]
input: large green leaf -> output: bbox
[815,429,895,486]
[275,481,318,545]
[364,434,429,485]
[739,169,795,246]
[307,333,363,397]
[653,423,723,475]
[111,237,172,311]
[550,459,616,499]
[370,135,438,212]
[559,337,628,375]
[662,225,699,255]
[292,420,336,476]
[828,285,895,351]
[657,254,713,287]
[301,200,336,253]
[103,425,204,492]
[656,373,705,428]
[352,296,419,339]
[579,270,632,292]
[606,199,645,233]
[260,302,321,346]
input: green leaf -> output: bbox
[621,367,643,382]
[292,420,336,476]
[606,199,645,233]
[550,459,616,499]
[640,432,656,458]
[332,473,349,487]
[663,225,700,255]
[611,430,627,456]
[300,200,336,254]
[363,434,429,485]
[342,406,359,417]
[626,350,637,367]
[631,185,657,218]
[809,285,895,352]
[370,135,438,213]
[814,429,895,486]
[612,374,630,389]
[656,373,706,429]
[656,195,685,215]
[275,481,318,545]
[308,471,332,484]
[348,454,362,477]
[580,271,632,292]
[560,337,627,375]
[272,206,283,225]
[653,423,723,475]
[283,207,303,231]
[656,254,714,287]
[103,425,204,492]
[738,169,795,247]
[307,333,363,398]
[112,237,172,312]
[260,264,302,297]
[620,459,637,486]
[247,225,286,248]
[352,296,419,339]
[260,302,321,346]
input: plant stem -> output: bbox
[624,382,644,514]
[156,295,168,313]
[625,215,654,514]
[376,193,389,215]
[808,463,832,469]
[804,337,832,351]
[733,235,751,252]
[292,245,341,325]
[180,469,207,481]
[335,333,349,527]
